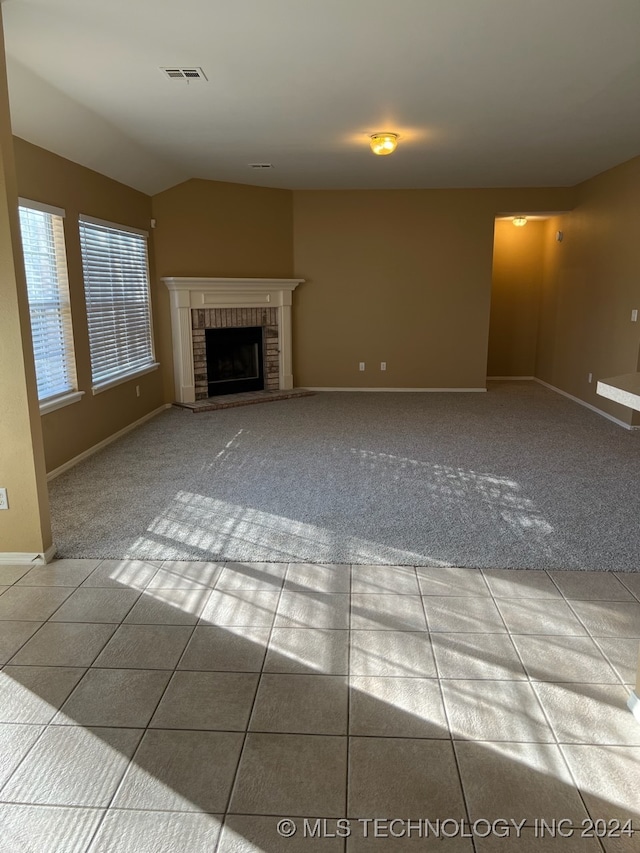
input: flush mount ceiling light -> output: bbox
[512,216,528,227]
[369,133,399,156]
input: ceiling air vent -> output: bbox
[161,67,208,81]
[249,163,273,169]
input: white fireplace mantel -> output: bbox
[163,277,304,403]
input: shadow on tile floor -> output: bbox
[0,559,638,852]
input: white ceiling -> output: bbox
[3,0,640,195]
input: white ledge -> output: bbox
[40,390,85,415]
[596,373,640,413]
[163,277,304,295]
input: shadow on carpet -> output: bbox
[49,384,640,570]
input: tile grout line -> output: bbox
[4,621,621,634]
[0,568,138,809]
[344,563,352,853]
[531,570,631,686]
[2,727,634,745]
[416,569,479,853]
[544,584,635,849]
[78,566,219,852]
[481,571,624,846]
[0,584,76,626]
[485,573,563,745]
[553,749,608,853]
[0,623,49,667]
[212,564,288,853]
[495,572,607,852]
[0,721,54,803]
[0,800,628,820]
[480,573,610,807]
[590,637,635,689]
[614,575,640,603]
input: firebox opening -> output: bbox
[205,326,265,396]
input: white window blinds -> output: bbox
[18,201,77,402]
[79,215,155,390]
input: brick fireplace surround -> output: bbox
[163,278,304,405]
[192,307,279,400]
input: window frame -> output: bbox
[18,198,83,414]
[78,214,159,394]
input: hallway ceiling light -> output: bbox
[369,133,398,156]
[512,216,528,227]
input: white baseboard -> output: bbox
[43,543,57,563]
[309,378,636,428]
[0,542,55,566]
[628,691,640,724]
[47,403,172,481]
[534,378,639,431]
[306,387,487,393]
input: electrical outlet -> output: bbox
[380,362,387,371]
[0,488,8,510]
[136,385,140,397]
[632,309,638,323]
[359,362,365,371]
[588,373,593,383]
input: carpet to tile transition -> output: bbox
[48,383,640,570]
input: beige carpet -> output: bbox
[49,382,640,569]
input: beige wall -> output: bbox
[13,138,164,473]
[488,219,546,377]
[0,12,51,554]
[292,188,573,389]
[12,129,639,483]
[151,178,294,401]
[536,155,640,427]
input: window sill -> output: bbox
[40,390,85,415]
[91,363,160,395]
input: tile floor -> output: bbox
[0,560,639,852]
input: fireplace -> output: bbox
[192,307,279,400]
[162,278,304,405]
[206,326,264,396]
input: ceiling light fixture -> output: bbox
[512,216,528,227]
[369,133,398,156]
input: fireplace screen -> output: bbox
[205,326,265,396]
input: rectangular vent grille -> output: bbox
[161,67,208,81]
[249,163,273,169]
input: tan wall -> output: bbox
[536,156,640,426]
[0,12,51,554]
[151,179,294,401]
[13,138,164,473]
[292,188,574,389]
[488,219,546,377]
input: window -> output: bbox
[79,215,157,393]
[18,200,80,411]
